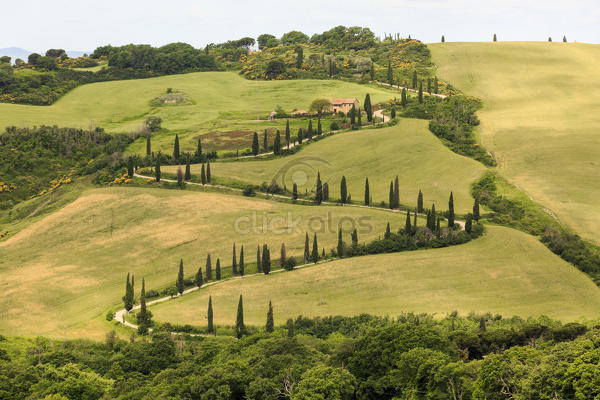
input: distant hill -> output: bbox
[0,47,90,63]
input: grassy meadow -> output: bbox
[151,225,600,326]
[164,119,487,213]
[430,42,600,243]
[0,186,410,338]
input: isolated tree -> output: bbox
[417,190,424,213]
[123,273,134,312]
[465,214,473,234]
[405,211,412,234]
[155,157,161,182]
[285,120,291,148]
[412,70,418,89]
[323,182,329,201]
[262,244,270,274]
[401,88,407,107]
[184,154,191,180]
[384,222,391,239]
[207,296,214,334]
[364,94,373,122]
[196,266,203,288]
[473,198,480,221]
[206,254,212,281]
[137,278,151,335]
[287,318,295,337]
[434,76,439,94]
[292,183,298,200]
[252,132,259,156]
[387,60,393,85]
[389,181,394,209]
[304,233,310,262]
[146,135,151,156]
[232,243,237,275]
[364,177,370,206]
[394,176,400,209]
[263,129,268,151]
[340,176,348,203]
[266,301,274,333]
[177,259,184,295]
[441,35,445,43]
[280,243,286,267]
[206,160,211,183]
[196,138,202,156]
[337,229,344,258]
[418,81,423,104]
[317,118,322,135]
[307,120,313,140]
[315,172,323,205]
[448,192,455,228]
[173,134,180,160]
[296,46,303,69]
[216,258,221,280]
[311,233,319,263]
[548,37,552,42]
[563,35,567,42]
[236,295,245,338]
[257,245,262,273]
[493,33,497,42]
[239,245,245,276]
[200,163,206,185]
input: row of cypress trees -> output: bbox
[205,295,279,338]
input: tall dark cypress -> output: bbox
[239,245,245,276]
[177,259,184,295]
[173,134,180,160]
[412,70,418,89]
[232,243,237,275]
[297,128,303,144]
[436,216,441,236]
[350,104,356,125]
[340,176,348,204]
[280,243,286,267]
[465,215,473,234]
[413,208,418,233]
[401,88,407,107]
[337,229,344,258]
[317,118,322,135]
[448,192,455,228]
[364,178,370,206]
[206,254,212,281]
[357,107,362,126]
[431,204,437,230]
[304,233,310,262]
[263,129,268,151]
[236,295,245,338]
[206,160,211,183]
[405,211,412,234]
[184,154,191,180]
[493,34,497,42]
[473,198,480,221]
[146,135,151,156]
[384,222,391,239]
[196,266,203,288]
[207,296,214,334]
[262,244,270,274]
[216,258,221,280]
[252,132,259,156]
[394,176,400,209]
[311,233,319,263]
[285,120,291,148]
[441,35,445,43]
[351,229,358,247]
[155,156,161,182]
[266,301,274,333]
[307,120,313,140]
[292,183,298,200]
[323,182,329,201]
[563,35,567,42]
[389,181,394,209]
[315,172,323,205]
[434,77,439,94]
[364,94,373,122]
[200,163,206,185]
[273,132,281,155]
[137,278,150,335]
[123,273,133,312]
[257,245,262,273]
[417,190,424,213]
[418,81,423,104]
[196,138,202,157]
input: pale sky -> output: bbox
[2,0,598,52]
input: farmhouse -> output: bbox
[329,98,359,114]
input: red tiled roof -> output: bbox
[329,98,358,105]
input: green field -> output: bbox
[0,186,409,338]
[0,71,398,154]
[430,42,600,244]
[164,119,487,213]
[150,225,600,326]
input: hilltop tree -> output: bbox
[448,192,455,228]
[266,301,274,333]
[236,295,245,338]
[296,46,303,69]
[257,245,262,273]
[196,138,202,156]
[146,135,151,156]
[216,258,221,280]
[173,134,180,160]
[273,132,281,155]
[136,278,152,335]
[195,266,203,288]
[364,94,373,122]
[123,273,134,312]
[405,210,412,234]
[473,198,480,221]
[384,222,391,239]
[441,35,445,42]
[184,154,191,180]
[323,182,329,201]
[418,81,423,104]
[412,70,418,89]
[252,132,259,156]
[364,177,370,206]
[263,129,268,151]
[563,35,567,42]
[417,190,424,213]
[548,37,552,42]
[493,33,497,42]
[239,245,245,276]
[207,296,214,334]
[304,233,310,262]
[177,259,184,295]
[155,157,161,182]
[388,181,394,209]
[311,233,319,263]
[292,183,298,200]
[317,118,322,135]
[280,243,286,267]
[337,229,344,258]
[340,176,348,203]
[315,172,323,205]
[206,254,212,281]
[200,163,206,185]
[394,176,400,209]
[387,60,393,85]
[285,120,291,148]
[262,244,270,274]
[232,243,237,275]
[401,88,407,107]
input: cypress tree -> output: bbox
[206,254,212,281]
[384,222,391,239]
[387,60,393,85]
[337,229,344,258]
[350,104,356,125]
[280,243,286,267]
[307,120,313,140]
[262,244,270,274]
[146,135,151,156]
[364,177,370,206]
[465,214,473,234]
[417,190,424,213]
[405,211,412,234]
[394,176,400,209]
[401,88,407,107]
[315,172,323,205]
[563,35,567,42]
[297,128,303,144]
[351,229,358,247]
[207,296,214,334]
[287,318,295,337]
[389,181,394,209]
[173,134,180,160]
[236,295,245,338]
[263,129,268,151]
[441,35,445,43]
[131,275,134,297]
[412,70,418,89]
[340,176,348,204]
[493,33,497,42]
[273,132,281,155]
[436,216,441,236]
[434,76,439,94]
[216,258,221,280]
[257,245,262,273]
[296,46,303,68]
[155,157,161,182]
[304,233,310,262]
[473,198,480,221]
[200,163,206,185]
[426,209,432,230]
[285,120,291,148]
[431,204,437,230]
[548,37,552,42]
[266,301,274,332]
[448,192,455,228]
[123,273,133,312]
[239,245,245,276]
[137,278,150,335]
[317,118,322,135]
[323,182,329,201]
[357,107,362,126]
[196,138,202,157]
[252,132,259,156]
[292,183,298,200]
[364,94,373,122]
[184,154,191,180]
[311,233,319,263]
[413,208,418,233]
[177,259,185,295]
[126,157,134,178]
[232,243,237,275]
[206,160,211,183]
[418,81,423,104]
[196,266,203,288]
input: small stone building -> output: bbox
[329,98,359,114]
